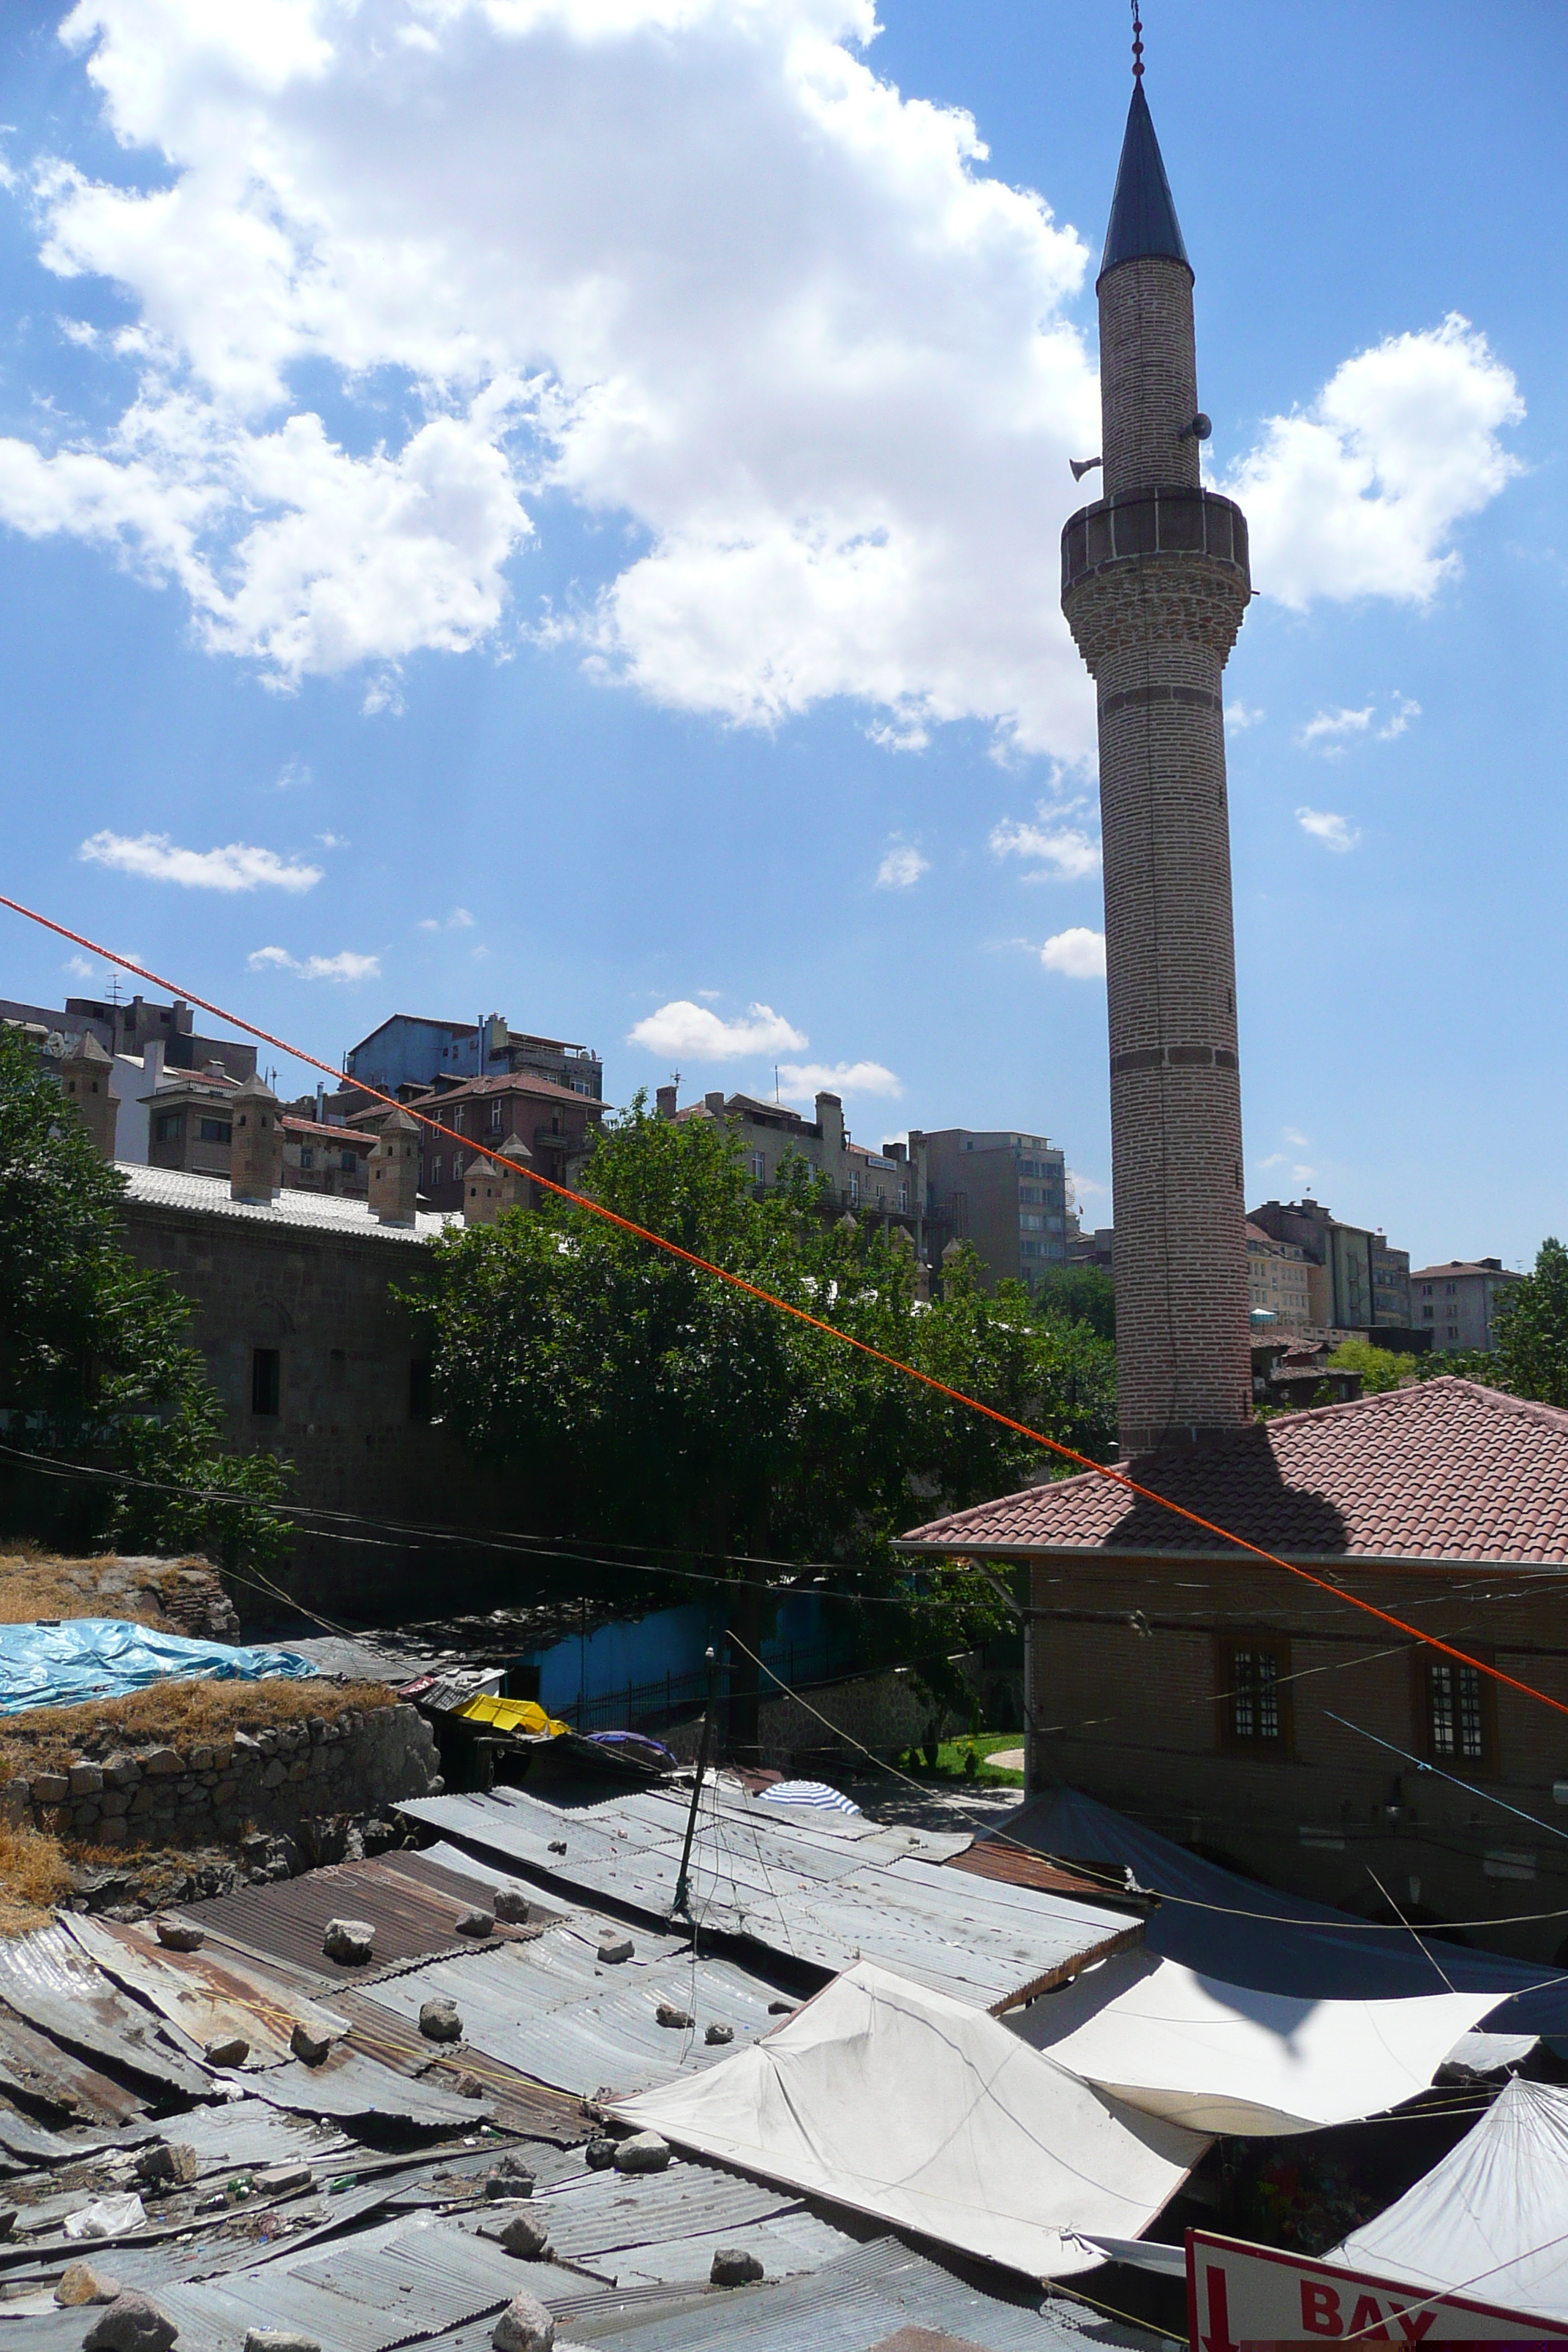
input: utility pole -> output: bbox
[671,1646,718,1922]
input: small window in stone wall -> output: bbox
[251,1347,281,1417]
[1424,1654,1494,1772]
[1217,1637,1292,1754]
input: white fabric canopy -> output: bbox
[1328,2076,1568,2323]
[610,1958,1207,2280]
[1008,1948,1497,2134]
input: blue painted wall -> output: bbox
[517,1593,841,1721]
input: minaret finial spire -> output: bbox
[1131,1,1145,81]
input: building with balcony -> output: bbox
[1245,1220,1319,1339]
[345,1011,603,1104]
[656,1087,935,1262]
[357,1070,607,1211]
[1248,1197,1411,1336]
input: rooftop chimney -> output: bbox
[59,1031,118,1160]
[463,1133,532,1226]
[230,1073,282,1203]
[369,1107,421,1226]
[655,1085,677,1122]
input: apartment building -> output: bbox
[1410,1258,1523,1353]
[657,1087,935,1259]
[913,1129,1069,1290]
[369,1069,606,1210]
[1245,1221,1318,1338]
[346,1012,603,1103]
[1248,1197,1411,1335]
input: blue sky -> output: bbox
[0,1,1561,1270]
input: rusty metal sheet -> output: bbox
[240,2040,495,2126]
[0,1924,212,2098]
[167,1855,552,1986]
[60,1913,350,2070]
[0,2004,149,2127]
[324,1985,589,2144]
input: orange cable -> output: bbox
[5,888,1567,1729]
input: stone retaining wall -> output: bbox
[2,1702,440,1850]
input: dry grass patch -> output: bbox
[0,1677,396,1777]
[0,1823,72,1936]
[0,1548,220,1630]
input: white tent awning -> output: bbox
[610,1958,1206,2281]
[1327,2076,1568,2323]
[1007,1948,1498,2134]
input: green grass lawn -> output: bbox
[892,1730,1025,1785]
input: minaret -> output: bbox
[1061,28,1253,1460]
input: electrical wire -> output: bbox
[4,892,1566,1751]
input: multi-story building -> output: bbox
[0,990,257,1082]
[140,1068,374,1197]
[1245,1221,1318,1338]
[1410,1259,1523,1353]
[346,1012,603,1104]
[656,1088,936,1262]
[913,1129,1069,1290]
[366,1070,606,1211]
[1248,1198,1411,1335]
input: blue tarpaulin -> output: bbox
[0,1618,318,1713]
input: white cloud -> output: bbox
[275,758,312,790]
[1227,314,1523,609]
[418,906,475,932]
[64,955,94,979]
[314,830,349,848]
[1298,692,1420,756]
[0,18,1518,753]
[1295,807,1360,853]
[0,0,1101,752]
[1068,1166,1107,1198]
[875,844,928,889]
[78,829,323,891]
[1283,1127,1310,1147]
[1038,925,1105,979]
[1298,705,1372,754]
[247,944,380,981]
[989,813,1101,881]
[628,998,807,1060]
[776,1059,901,1101]
[1225,702,1264,731]
[1377,693,1421,741]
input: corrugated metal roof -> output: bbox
[355,1932,788,2100]
[167,1853,556,1986]
[400,1787,1140,2010]
[0,1923,213,2097]
[323,1982,589,2144]
[119,1160,456,1243]
[0,2002,150,2128]
[60,1912,348,2069]
[425,2238,1163,2352]
[239,2043,494,2127]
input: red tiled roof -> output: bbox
[897,1378,1568,1566]
[404,1071,605,1111]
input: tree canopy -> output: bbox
[402,1099,1115,1727]
[1487,1238,1568,1408]
[1030,1262,1115,1343]
[0,1023,290,1573]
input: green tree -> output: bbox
[1325,1337,1418,1395]
[401,1098,1116,1744]
[1491,1238,1568,1407]
[1030,1263,1115,1343]
[0,1025,291,1575]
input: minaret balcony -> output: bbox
[1061,484,1249,598]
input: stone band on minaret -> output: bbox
[1062,78,1253,1461]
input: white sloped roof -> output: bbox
[117,1160,456,1242]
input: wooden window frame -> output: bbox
[1215,1634,1294,1757]
[1413,1644,1498,1777]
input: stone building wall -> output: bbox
[1028,1550,1568,1961]
[3,1701,440,1850]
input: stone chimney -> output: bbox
[229,1073,282,1203]
[369,1107,421,1225]
[815,1092,845,1153]
[59,1031,118,1159]
[464,1133,532,1226]
[655,1085,677,1122]
[704,1090,727,1116]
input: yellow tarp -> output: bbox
[455,1690,570,1738]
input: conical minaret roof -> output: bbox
[1098,80,1191,285]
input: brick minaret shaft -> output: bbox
[1062,78,1253,1460]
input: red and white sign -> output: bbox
[1186,2228,1564,2346]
